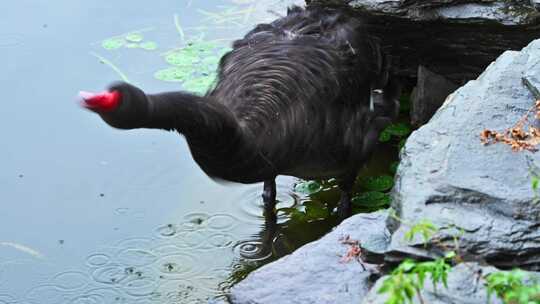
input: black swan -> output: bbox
[81,6,400,219]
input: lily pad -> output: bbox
[379,130,392,142]
[165,50,200,66]
[379,123,411,142]
[389,161,399,174]
[352,191,391,208]
[140,41,158,50]
[399,94,411,113]
[359,175,394,192]
[286,202,329,222]
[202,56,220,67]
[294,180,322,195]
[384,122,412,137]
[102,37,124,50]
[154,66,193,82]
[304,201,329,220]
[398,138,407,150]
[183,75,216,94]
[125,33,144,42]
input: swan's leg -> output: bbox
[337,173,357,220]
[262,179,277,219]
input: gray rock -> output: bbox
[411,66,460,126]
[386,39,540,269]
[309,1,539,83]
[362,263,540,304]
[228,211,390,304]
[531,0,540,10]
[346,0,539,25]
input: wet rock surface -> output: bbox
[411,65,459,126]
[311,0,539,85]
[228,211,390,304]
[346,0,540,25]
[385,39,540,270]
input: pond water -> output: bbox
[0,0,405,303]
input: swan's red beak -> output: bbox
[79,90,121,112]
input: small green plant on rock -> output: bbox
[486,269,540,304]
[378,252,455,304]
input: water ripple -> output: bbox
[155,224,177,238]
[232,240,272,261]
[51,271,88,291]
[91,264,128,284]
[206,214,237,231]
[0,34,23,48]
[25,285,65,304]
[67,288,124,304]
[85,253,111,268]
[156,253,197,279]
[115,248,157,267]
[0,294,18,304]
[179,212,211,231]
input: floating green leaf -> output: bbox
[294,180,322,195]
[390,161,399,174]
[125,33,144,42]
[140,41,158,50]
[101,37,124,50]
[384,122,412,137]
[202,56,220,67]
[154,66,193,82]
[359,175,394,192]
[304,201,329,220]
[165,50,200,66]
[183,75,216,94]
[379,130,392,142]
[352,191,391,208]
[398,138,407,150]
[399,94,411,113]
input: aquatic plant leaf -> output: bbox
[303,201,329,220]
[183,75,216,94]
[359,175,394,192]
[218,47,233,57]
[202,56,220,68]
[384,122,412,137]
[154,66,193,82]
[101,37,124,50]
[294,180,322,195]
[140,41,158,50]
[379,130,391,142]
[399,94,411,113]
[352,191,391,209]
[165,50,200,66]
[398,138,407,150]
[125,33,143,42]
[390,161,399,174]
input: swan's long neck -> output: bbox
[144,92,273,182]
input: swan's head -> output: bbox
[79,82,150,129]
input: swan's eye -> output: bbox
[79,90,121,112]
